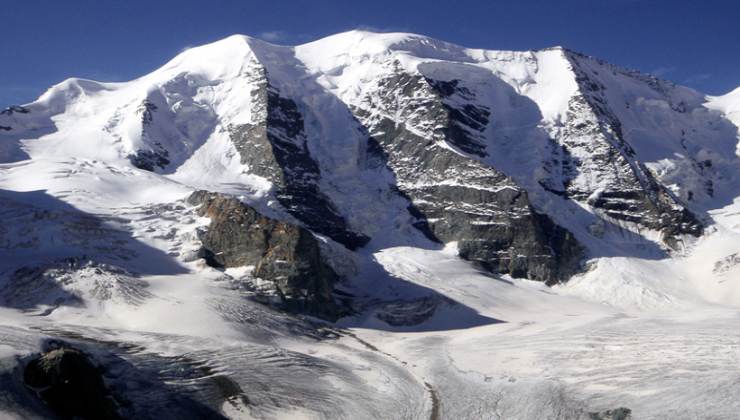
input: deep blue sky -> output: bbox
[2,0,738,107]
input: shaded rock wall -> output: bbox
[188,190,344,319]
[556,51,703,248]
[229,65,369,250]
[354,64,584,284]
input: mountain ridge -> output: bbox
[2,31,737,265]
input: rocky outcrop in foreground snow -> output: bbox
[24,347,120,419]
[188,190,344,319]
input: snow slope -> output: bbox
[707,87,740,126]
[0,30,740,419]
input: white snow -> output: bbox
[707,86,740,127]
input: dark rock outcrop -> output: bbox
[24,347,120,420]
[129,149,170,172]
[589,407,632,420]
[713,252,740,275]
[229,64,369,250]
[425,77,491,157]
[553,51,703,248]
[354,64,584,284]
[128,100,171,172]
[0,105,30,115]
[0,106,30,133]
[188,190,345,319]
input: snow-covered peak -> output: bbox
[146,34,258,83]
[718,85,740,100]
[35,78,118,112]
[297,30,473,64]
[707,86,740,127]
[293,30,487,90]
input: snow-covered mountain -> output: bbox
[1,31,740,419]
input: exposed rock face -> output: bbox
[188,190,344,319]
[128,101,171,172]
[550,50,703,248]
[425,77,491,157]
[24,347,120,420]
[588,407,632,420]
[0,106,30,132]
[129,149,169,172]
[354,64,584,284]
[713,252,740,275]
[0,105,30,115]
[229,63,369,250]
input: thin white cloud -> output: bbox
[258,31,288,42]
[684,73,711,84]
[353,24,413,34]
[650,66,676,77]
